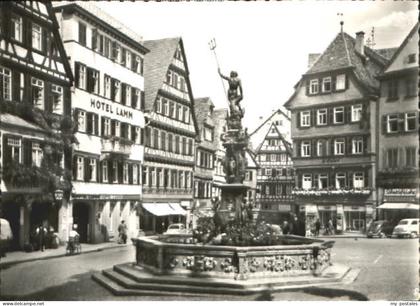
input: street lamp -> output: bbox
[54,189,64,202]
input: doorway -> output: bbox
[73,202,90,243]
[1,201,21,250]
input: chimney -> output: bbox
[355,31,365,56]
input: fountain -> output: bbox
[92,68,357,297]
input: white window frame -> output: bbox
[301,141,311,157]
[351,104,362,122]
[387,114,399,133]
[135,89,141,110]
[115,121,121,137]
[8,138,21,163]
[352,138,363,154]
[32,23,42,51]
[90,159,97,182]
[77,157,84,181]
[31,77,44,109]
[112,161,118,183]
[309,79,318,94]
[302,174,312,190]
[11,15,23,42]
[133,164,138,184]
[318,174,328,189]
[335,173,346,189]
[353,172,364,188]
[32,142,43,167]
[301,111,311,127]
[114,80,121,103]
[135,56,141,74]
[92,70,99,94]
[78,110,86,132]
[405,112,416,131]
[79,65,86,90]
[336,74,346,90]
[125,84,131,106]
[317,109,327,125]
[104,76,111,98]
[103,118,111,136]
[52,84,63,114]
[0,66,12,101]
[126,50,131,69]
[334,107,344,124]
[322,77,332,93]
[334,138,345,155]
[123,163,129,184]
[102,161,108,182]
[317,140,323,156]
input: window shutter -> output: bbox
[86,68,93,93]
[108,160,113,184]
[131,126,136,142]
[296,141,301,157]
[311,139,316,157]
[305,80,310,96]
[10,17,16,40]
[74,62,80,88]
[12,71,20,101]
[112,41,117,60]
[313,174,319,188]
[329,139,334,156]
[22,139,32,166]
[111,79,116,101]
[332,75,337,92]
[297,112,301,128]
[346,136,352,155]
[73,109,80,132]
[84,158,90,182]
[94,114,99,135]
[101,117,105,136]
[72,155,78,180]
[86,113,93,134]
[111,120,116,136]
[121,83,126,105]
[398,113,404,132]
[345,106,351,123]
[128,164,133,184]
[364,169,369,187]
[42,27,47,53]
[328,108,334,125]
[3,136,12,166]
[345,74,349,89]
[121,47,126,65]
[348,171,353,188]
[140,91,145,110]
[63,87,71,116]
[363,136,368,154]
[140,128,144,145]
[322,140,327,156]
[118,162,123,183]
[329,171,335,188]
[131,87,136,108]
[310,110,315,126]
[92,29,98,50]
[44,81,52,113]
[25,19,32,46]
[297,174,302,188]
[382,115,387,134]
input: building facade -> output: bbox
[54,2,148,243]
[142,38,198,234]
[253,110,295,224]
[376,23,419,222]
[212,108,228,201]
[285,29,395,235]
[193,98,217,219]
[0,1,73,249]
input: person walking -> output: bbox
[36,223,47,251]
[315,219,321,237]
[118,220,128,244]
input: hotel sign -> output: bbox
[90,99,133,120]
[322,157,341,164]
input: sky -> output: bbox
[96,0,418,134]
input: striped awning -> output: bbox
[142,203,186,216]
[377,203,419,210]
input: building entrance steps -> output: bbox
[92,262,359,296]
[0,242,130,268]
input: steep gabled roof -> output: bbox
[194,97,215,129]
[255,122,292,157]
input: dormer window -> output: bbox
[309,79,318,94]
[336,74,346,90]
[322,77,332,92]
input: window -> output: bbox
[335,173,346,189]
[7,138,21,163]
[102,118,111,136]
[387,148,399,168]
[387,114,398,133]
[322,77,331,92]
[78,22,86,46]
[77,110,86,132]
[77,157,84,180]
[133,164,138,184]
[31,78,44,109]
[51,85,63,114]
[169,101,175,118]
[32,142,43,167]
[115,121,121,138]
[87,69,99,94]
[112,161,118,183]
[334,138,345,155]
[406,147,416,167]
[407,53,416,64]
[302,174,312,190]
[266,169,272,176]
[352,138,363,154]
[309,79,318,94]
[126,50,131,69]
[132,88,141,109]
[0,66,12,101]
[112,43,120,62]
[334,107,344,123]
[32,23,42,51]
[405,113,416,131]
[336,74,346,90]
[155,97,162,113]
[123,163,129,184]
[113,80,120,102]
[318,174,328,189]
[351,104,362,122]
[204,127,213,141]
[134,56,142,74]
[135,127,141,145]
[317,109,327,125]
[11,15,23,42]
[317,140,324,156]
[102,161,108,182]
[89,159,97,182]
[104,75,111,98]
[77,64,87,90]
[353,172,364,188]
[125,84,131,106]
[388,80,398,99]
[405,78,417,97]
[301,141,311,157]
[301,111,310,127]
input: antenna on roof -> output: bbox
[337,13,344,33]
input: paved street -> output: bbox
[0,238,418,301]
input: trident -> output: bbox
[209,38,227,96]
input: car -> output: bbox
[366,220,395,238]
[163,223,187,235]
[0,218,13,257]
[392,218,419,238]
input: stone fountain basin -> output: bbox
[133,235,334,280]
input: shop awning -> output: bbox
[377,203,419,210]
[142,203,186,216]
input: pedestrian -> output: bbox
[36,222,47,252]
[118,220,128,244]
[328,219,334,235]
[67,224,80,254]
[315,219,321,237]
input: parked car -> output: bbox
[0,218,13,257]
[366,220,395,238]
[392,218,419,238]
[164,223,187,235]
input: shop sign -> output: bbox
[384,188,416,196]
[322,157,341,164]
[90,99,133,120]
[318,205,337,211]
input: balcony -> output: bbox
[162,83,189,101]
[292,187,373,197]
[101,137,133,157]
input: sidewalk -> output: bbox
[0,241,130,268]
[316,232,366,239]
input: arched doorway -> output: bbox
[73,202,90,243]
